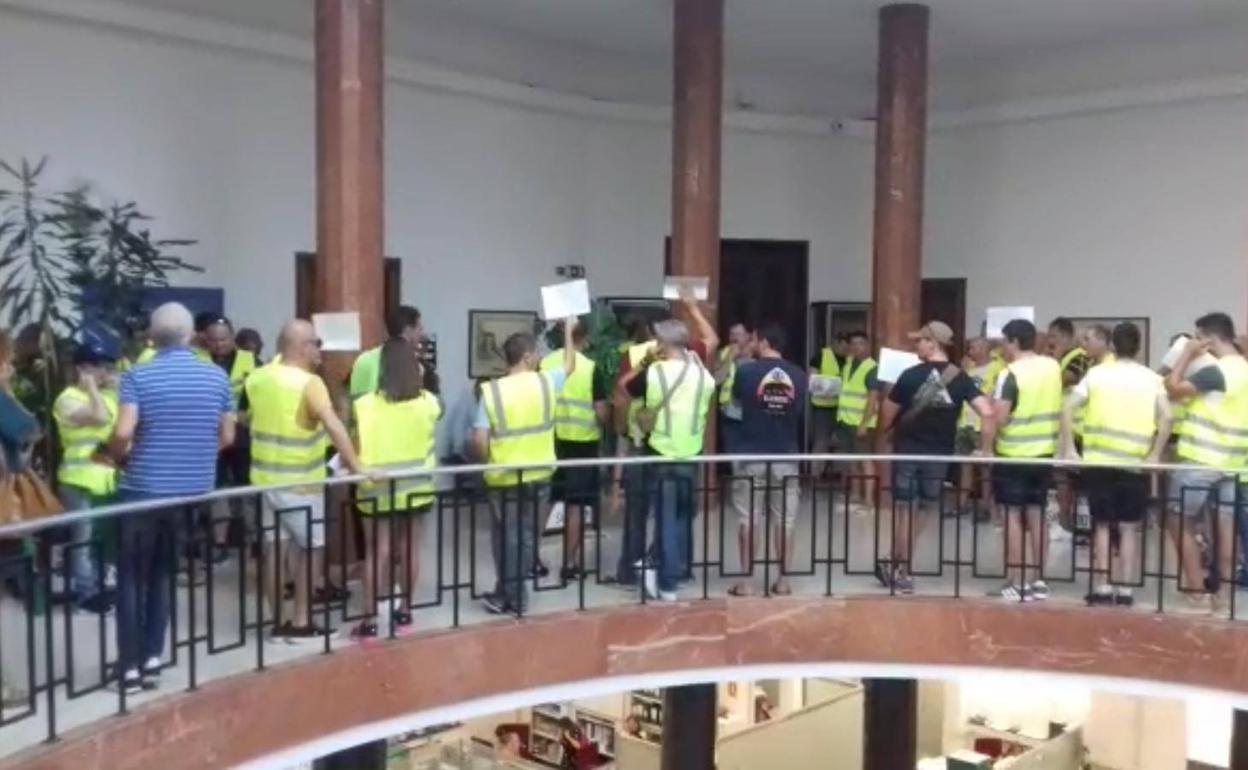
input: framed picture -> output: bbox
[1068,316,1150,364]
[468,310,539,378]
[600,296,671,336]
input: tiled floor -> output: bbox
[0,484,1231,757]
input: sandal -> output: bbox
[350,620,378,639]
[771,582,793,596]
[392,609,413,628]
[728,584,753,597]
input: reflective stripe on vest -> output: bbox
[1081,361,1162,465]
[354,391,440,512]
[540,350,600,443]
[645,356,714,459]
[1061,347,1088,435]
[54,387,118,496]
[718,353,742,420]
[246,364,329,485]
[996,355,1063,458]
[837,358,877,428]
[1178,356,1248,469]
[811,348,841,408]
[482,371,557,487]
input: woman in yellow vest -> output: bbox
[351,339,442,638]
[1061,322,1170,608]
[53,342,120,614]
[992,319,1063,602]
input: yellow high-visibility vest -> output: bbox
[246,364,329,485]
[354,391,440,513]
[1081,361,1162,465]
[718,347,743,420]
[227,350,257,406]
[811,348,841,409]
[1178,356,1248,470]
[53,387,118,496]
[541,349,599,443]
[482,370,557,487]
[837,358,878,429]
[1060,346,1089,435]
[136,345,209,364]
[997,355,1063,458]
[645,355,714,459]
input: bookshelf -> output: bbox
[629,689,664,741]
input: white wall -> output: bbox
[0,8,870,399]
[926,97,1248,363]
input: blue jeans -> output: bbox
[488,484,546,612]
[616,463,650,583]
[646,463,696,593]
[114,490,176,674]
[58,484,105,601]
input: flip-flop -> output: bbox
[728,584,752,597]
[770,582,793,596]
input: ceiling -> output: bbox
[106,0,1248,116]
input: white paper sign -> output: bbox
[662,275,710,301]
[1161,335,1217,376]
[540,279,591,321]
[809,375,842,399]
[985,306,1035,339]
[312,312,361,352]
[877,347,921,384]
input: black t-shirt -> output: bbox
[888,361,982,454]
[731,358,807,454]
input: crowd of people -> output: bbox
[2,291,1245,699]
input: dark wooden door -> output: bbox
[295,252,401,321]
[717,240,809,364]
[920,277,967,359]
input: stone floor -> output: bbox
[0,481,1234,758]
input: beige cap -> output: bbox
[908,321,955,347]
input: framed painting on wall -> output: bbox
[1068,316,1151,364]
[468,309,540,378]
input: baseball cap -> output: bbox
[907,321,955,347]
[73,340,117,366]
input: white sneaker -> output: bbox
[143,657,162,681]
[641,561,658,600]
[658,591,678,602]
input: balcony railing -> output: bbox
[0,453,1243,756]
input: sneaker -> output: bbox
[1085,591,1114,607]
[119,668,144,695]
[560,566,585,582]
[142,657,162,683]
[76,592,115,616]
[873,561,892,588]
[530,562,550,579]
[482,594,515,615]
[642,565,659,601]
[1028,581,1050,601]
[350,620,379,639]
[272,621,333,644]
[892,571,915,595]
[657,591,678,602]
[391,609,413,628]
[990,583,1030,602]
[1113,591,1135,608]
[312,585,350,604]
[1179,592,1213,614]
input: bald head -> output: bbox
[277,319,320,368]
[150,302,194,349]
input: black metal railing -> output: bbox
[0,452,1244,755]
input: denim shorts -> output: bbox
[1168,468,1237,519]
[892,461,948,504]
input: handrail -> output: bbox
[1,451,1244,537]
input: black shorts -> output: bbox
[992,462,1051,507]
[1080,468,1148,524]
[552,439,601,506]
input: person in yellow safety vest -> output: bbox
[1082,323,1114,367]
[1047,316,1092,540]
[471,318,578,615]
[1158,333,1191,448]
[717,323,755,454]
[619,316,716,601]
[247,319,372,642]
[539,320,607,583]
[234,327,265,364]
[611,292,719,589]
[53,342,121,614]
[991,319,1063,602]
[808,333,848,477]
[201,316,258,558]
[350,339,442,639]
[1061,322,1170,608]
[350,305,423,400]
[836,331,882,510]
[1164,312,1248,613]
[956,337,995,516]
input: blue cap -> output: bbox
[73,336,117,366]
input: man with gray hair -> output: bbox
[620,292,718,600]
[110,302,235,693]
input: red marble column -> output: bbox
[870,3,929,351]
[316,0,385,377]
[670,0,723,311]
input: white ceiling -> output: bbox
[106,0,1248,116]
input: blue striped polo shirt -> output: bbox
[119,347,234,496]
